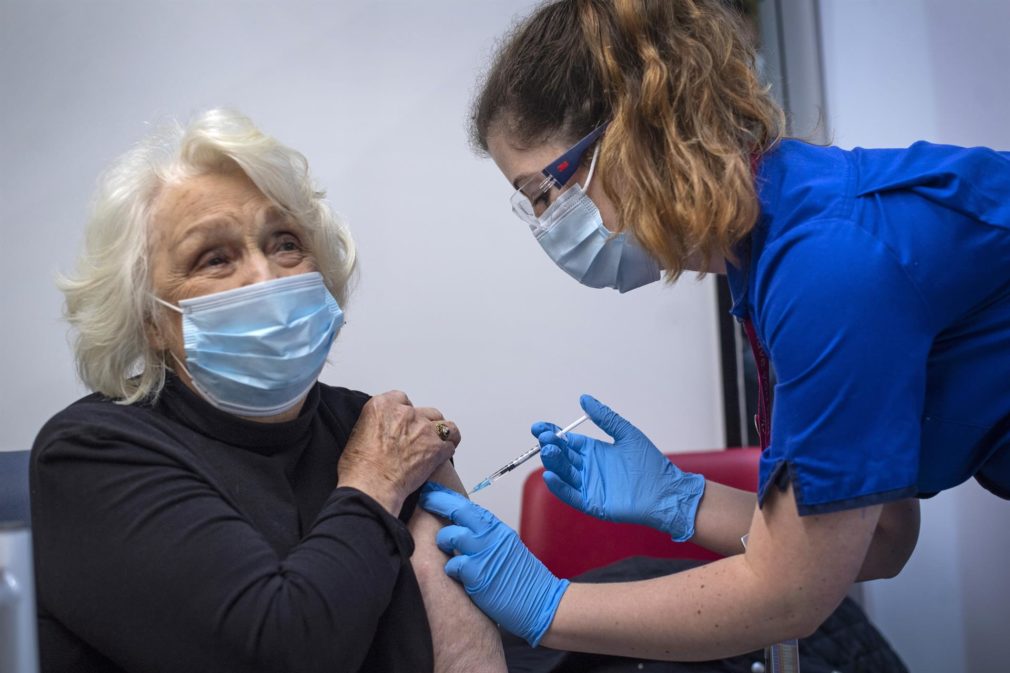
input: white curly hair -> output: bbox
[58,109,357,404]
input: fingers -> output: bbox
[530,421,560,440]
[435,524,482,556]
[540,444,582,489]
[534,425,567,450]
[444,554,475,587]
[543,471,584,511]
[378,390,413,406]
[580,394,635,441]
[397,404,462,447]
[415,406,444,421]
[420,482,494,531]
[419,482,462,520]
[432,420,462,448]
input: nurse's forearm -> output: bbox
[542,555,801,660]
[541,483,880,661]
[689,481,756,557]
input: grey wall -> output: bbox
[0,0,725,530]
[819,1,1010,671]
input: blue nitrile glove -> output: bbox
[533,394,706,542]
[418,482,569,647]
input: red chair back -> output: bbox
[518,448,760,579]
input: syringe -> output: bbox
[468,414,590,495]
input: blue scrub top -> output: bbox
[726,139,1010,514]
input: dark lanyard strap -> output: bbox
[741,318,772,450]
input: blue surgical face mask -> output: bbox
[532,145,661,293]
[154,272,343,417]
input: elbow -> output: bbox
[857,523,919,581]
[776,585,850,641]
[857,550,911,581]
[874,551,912,580]
[860,499,920,581]
[782,603,835,642]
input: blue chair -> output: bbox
[0,450,31,526]
[0,450,38,673]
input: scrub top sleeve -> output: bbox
[754,221,935,514]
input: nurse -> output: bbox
[420,0,1010,661]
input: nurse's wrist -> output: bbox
[656,471,706,542]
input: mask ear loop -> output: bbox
[583,142,601,192]
[149,295,194,379]
[151,295,183,314]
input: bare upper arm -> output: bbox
[857,498,920,581]
[744,481,883,632]
[407,461,507,673]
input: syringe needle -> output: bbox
[468,414,589,495]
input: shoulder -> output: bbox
[317,383,370,413]
[31,391,187,468]
[316,383,371,436]
[758,140,858,242]
[753,220,935,367]
[756,219,921,305]
[34,393,153,447]
[851,140,1010,192]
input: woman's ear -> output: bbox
[144,309,168,352]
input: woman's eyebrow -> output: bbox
[170,218,240,251]
[260,205,300,228]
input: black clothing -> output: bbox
[30,374,432,673]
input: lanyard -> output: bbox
[741,318,772,450]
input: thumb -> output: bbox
[580,394,635,441]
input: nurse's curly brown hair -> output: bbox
[472,0,784,278]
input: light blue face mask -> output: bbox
[154,272,343,417]
[532,145,661,293]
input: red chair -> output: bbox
[518,448,761,579]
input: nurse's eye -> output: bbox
[532,191,553,217]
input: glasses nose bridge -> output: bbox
[508,121,609,227]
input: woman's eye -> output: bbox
[196,250,231,270]
[274,233,303,254]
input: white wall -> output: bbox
[0,0,724,531]
[818,1,1010,671]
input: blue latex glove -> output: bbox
[418,482,569,647]
[534,394,706,542]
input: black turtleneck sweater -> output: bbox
[30,374,431,673]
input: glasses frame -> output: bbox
[510,122,609,226]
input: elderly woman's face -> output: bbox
[148,169,317,381]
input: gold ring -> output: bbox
[435,422,451,441]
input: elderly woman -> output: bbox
[30,109,506,673]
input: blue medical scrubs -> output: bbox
[726,139,1010,514]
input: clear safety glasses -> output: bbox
[509,123,608,229]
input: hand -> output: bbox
[534,394,705,542]
[338,391,460,514]
[419,482,569,647]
